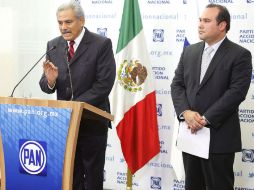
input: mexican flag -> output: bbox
[110,0,160,174]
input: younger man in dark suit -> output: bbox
[171,4,252,190]
[39,2,116,190]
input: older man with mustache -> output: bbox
[39,2,116,190]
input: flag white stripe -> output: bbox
[111,30,155,126]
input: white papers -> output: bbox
[176,121,210,159]
[170,117,185,180]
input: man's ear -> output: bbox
[219,21,227,32]
[80,17,85,27]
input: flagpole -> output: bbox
[126,168,132,190]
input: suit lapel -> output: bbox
[57,38,68,65]
[198,38,230,89]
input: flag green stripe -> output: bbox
[116,0,143,54]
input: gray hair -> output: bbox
[56,1,84,19]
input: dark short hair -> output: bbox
[206,4,230,32]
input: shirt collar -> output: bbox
[204,36,226,53]
[68,27,85,51]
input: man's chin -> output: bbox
[199,35,205,41]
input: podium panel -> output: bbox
[0,104,72,189]
[0,97,113,190]
[0,97,85,190]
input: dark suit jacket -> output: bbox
[40,28,116,134]
[171,38,252,153]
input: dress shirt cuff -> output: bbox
[47,82,56,90]
[202,115,210,125]
[179,110,189,120]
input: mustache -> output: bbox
[62,30,71,34]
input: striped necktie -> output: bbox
[68,41,75,62]
[200,46,214,83]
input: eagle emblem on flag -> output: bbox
[117,60,147,92]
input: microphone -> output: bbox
[65,42,74,100]
[10,46,56,97]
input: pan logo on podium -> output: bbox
[19,139,47,176]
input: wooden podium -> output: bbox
[0,97,113,190]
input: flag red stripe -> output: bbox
[116,91,160,174]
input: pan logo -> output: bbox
[151,177,161,189]
[97,28,107,37]
[19,139,47,175]
[153,29,164,42]
[183,0,187,4]
[157,104,162,116]
[242,149,254,162]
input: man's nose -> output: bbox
[198,22,203,29]
[61,23,68,30]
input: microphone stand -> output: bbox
[10,46,56,97]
